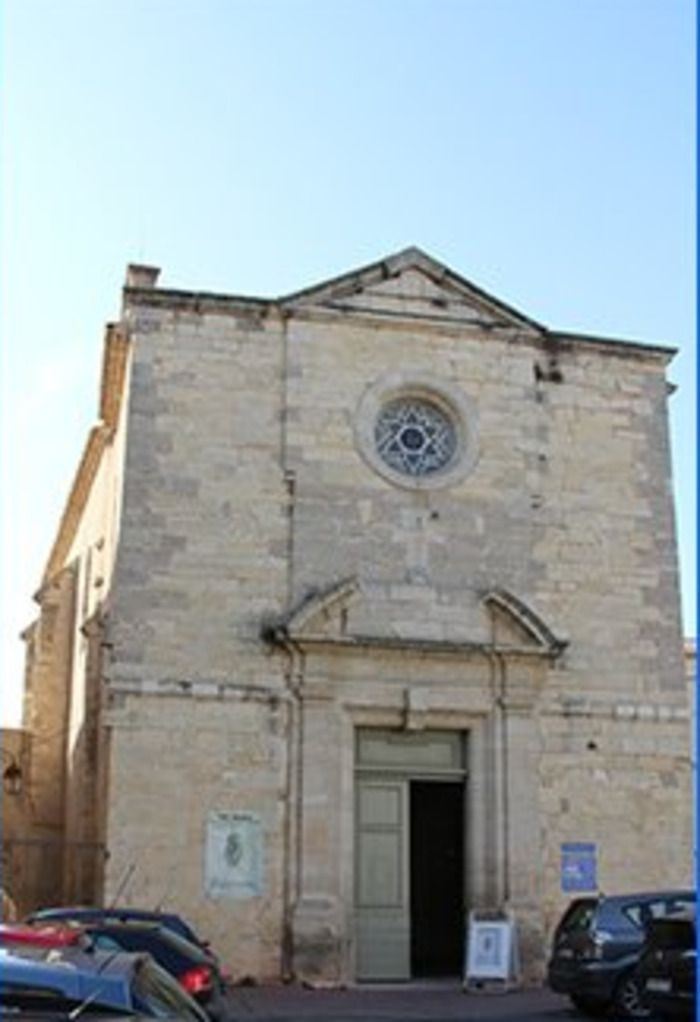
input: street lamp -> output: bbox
[2,752,23,796]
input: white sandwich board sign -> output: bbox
[463,909,520,990]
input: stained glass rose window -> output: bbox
[374,398,457,477]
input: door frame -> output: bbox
[353,728,468,981]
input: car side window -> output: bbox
[623,904,643,928]
[91,933,123,951]
[623,902,655,928]
[664,896,695,914]
[623,898,694,929]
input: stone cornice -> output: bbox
[273,632,557,660]
[99,324,130,432]
[123,285,674,363]
[121,247,675,364]
[124,286,271,317]
[540,700,689,722]
[547,331,675,362]
[41,427,109,587]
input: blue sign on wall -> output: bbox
[560,842,597,892]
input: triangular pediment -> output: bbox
[265,578,566,659]
[281,247,544,334]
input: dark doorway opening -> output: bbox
[410,780,464,977]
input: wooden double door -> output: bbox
[355,770,466,980]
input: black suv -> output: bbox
[637,910,696,1020]
[547,890,695,1018]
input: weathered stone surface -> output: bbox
[18,250,691,986]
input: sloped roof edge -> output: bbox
[41,325,130,586]
[122,252,677,360]
[280,246,547,332]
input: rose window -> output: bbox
[374,398,457,477]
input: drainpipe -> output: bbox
[496,651,511,905]
[487,623,510,907]
[269,627,305,981]
[278,307,295,611]
[275,306,302,978]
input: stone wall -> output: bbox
[46,253,692,981]
[1,727,33,915]
[104,692,289,980]
[16,326,131,909]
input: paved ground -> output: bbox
[225,982,578,1022]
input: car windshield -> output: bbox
[132,961,208,1022]
[558,899,597,934]
[131,928,208,964]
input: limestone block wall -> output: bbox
[104,692,289,981]
[284,309,685,708]
[112,288,684,716]
[62,438,130,900]
[285,314,550,620]
[13,567,76,909]
[110,301,289,690]
[529,348,684,704]
[538,706,693,944]
[104,297,294,977]
[1,727,34,914]
[17,323,131,907]
[22,567,77,841]
[100,264,689,982]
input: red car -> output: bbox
[0,923,85,949]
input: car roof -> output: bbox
[0,946,139,1002]
[27,907,200,941]
[82,921,166,933]
[600,890,696,904]
[647,907,696,923]
[30,907,188,925]
[79,921,209,960]
[79,920,194,945]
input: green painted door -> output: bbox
[355,777,410,980]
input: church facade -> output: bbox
[21,249,691,984]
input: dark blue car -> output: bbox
[26,907,210,954]
[0,944,208,1020]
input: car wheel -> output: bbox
[569,994,609,1016]
[612,974,651,1019]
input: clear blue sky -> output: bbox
[1,0,695,725]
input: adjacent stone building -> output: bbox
[17,248,692,984]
